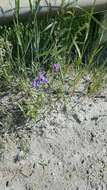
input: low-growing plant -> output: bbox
[17,90,45,119]
[87,67,107,95]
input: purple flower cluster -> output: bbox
[32,64,60,90]
[52,64,60,72]
[32,72,48,89]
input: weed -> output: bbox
[87,67,107,95]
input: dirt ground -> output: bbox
[0,75,107,190]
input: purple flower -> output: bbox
[52,64,60,72]
[38,72,48,83]
[32,79,40,89]
[32,72,48,89]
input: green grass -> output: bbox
[0,0,107,131]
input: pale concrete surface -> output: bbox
[0,0,107,22]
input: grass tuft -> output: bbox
[0,0,107,133]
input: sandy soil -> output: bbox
[0,75,107,190]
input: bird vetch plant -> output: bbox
[52,64,60,72]
[32,72,48,89]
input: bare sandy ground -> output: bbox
[0,76,107,190]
